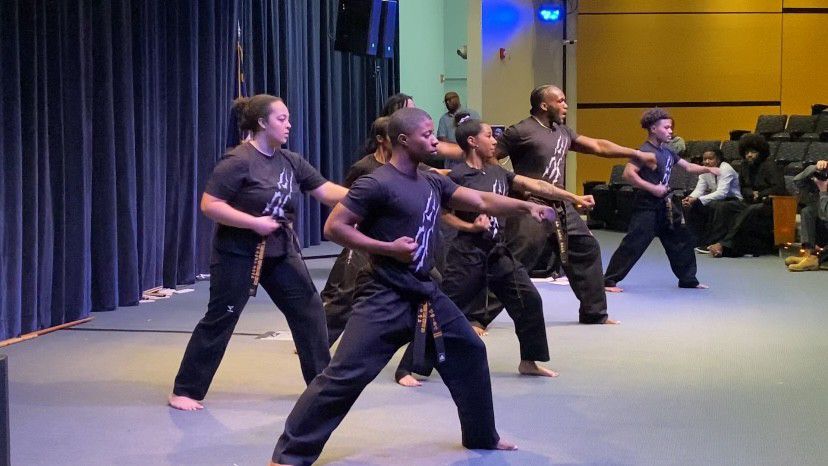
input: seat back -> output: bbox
[755,114,788,135]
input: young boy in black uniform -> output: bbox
[269,108,557,465]
[603,108,717,291]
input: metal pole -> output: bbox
[0,354,10,466]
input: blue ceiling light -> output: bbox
[538,7,561,22]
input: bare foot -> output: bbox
[605,286,623,293]
[518,360,559,377]
[695,283,709,289]
[708,243,723,257]
[168,394,204,411]
[396,374,422,387]
[495,439,518,450]
[603,318,621,325]
[472,326,488,337]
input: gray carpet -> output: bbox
[4,231,827,465]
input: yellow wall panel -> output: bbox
[580,0,782,13]
[578,14,782,103]
[781,14,828,114]
[783,0,828,8]
[574,106,780,191]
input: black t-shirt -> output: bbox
[344,154,383,188]
[498,116,578,188]
[632,140,680,208]
[204,142,327,257]
[344,154,436,189]
[341,164,458,279]
[448,163,515,242]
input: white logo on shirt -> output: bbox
[263,168,294,218]
[489,178,506,238]
[412,190,439,272]
[542,132,569,184]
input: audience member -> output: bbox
[683,148,744,251]
[708,134,785,258]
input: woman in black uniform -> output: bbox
[395,117,596,386]
[168,94,347,411]
[321,117,392,346]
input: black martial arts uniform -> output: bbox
[500,117,609,324]
[603,141,700,288]
[322,157,444,346]
[172,142,331,400]
[717,156,786,257]
[271,164,501,465]
[395,162,549,379]
[320,154,379,346]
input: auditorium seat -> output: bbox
[774,141,809,165]
[801,112,828,142]
[771,115,818,141]
[720,140,741,162]
[684,140,720,163]
[755,114,788,137]
[805,142,828,165]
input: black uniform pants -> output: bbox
[440,238,549,361]
[604,206,699,288]
[271,279,500,465]
[320,247,370,347]
[686,198,745,247]
[719,202,775,257]
[172,249,330,399]
[506,210,609,324]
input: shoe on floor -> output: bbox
[694,246,710,254]
[784,254,808,265]
[788,255,819,271]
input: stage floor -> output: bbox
[4,230,827,465]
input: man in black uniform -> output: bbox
[498,85,656,324]
[269,108,557,465]
[603,108,717,291]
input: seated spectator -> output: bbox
[786,160,828,271]
[683,148,744,252]
[708,134,786,257]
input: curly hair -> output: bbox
[738,133,770,160]
[640,108,671,130]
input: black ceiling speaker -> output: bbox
[334,0,382,56]
[378,0,398,59]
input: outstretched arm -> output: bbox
[309,181,348,207]
[324,203,418,263]
[572,135,656,168]
[511,175,595,208]
[447,186,556,222]
[676,158,719,176]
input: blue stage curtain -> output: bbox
[0,0,398,340]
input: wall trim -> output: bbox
[578,101,781,109]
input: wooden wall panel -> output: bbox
[781,13,828,114]
[782,0,828,8]
[579,0,782,14]
[578,14,782,104]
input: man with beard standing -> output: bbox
[497,85,656,324]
